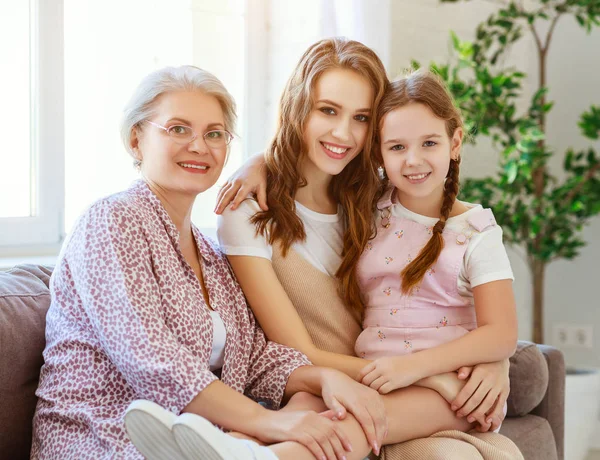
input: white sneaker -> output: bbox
[172,412,277,460]
[125,400,187,460]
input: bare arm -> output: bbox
[227,254,368,379]
[359,280,517,393]
[413,279,518,375]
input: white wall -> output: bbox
[259,0,600,367]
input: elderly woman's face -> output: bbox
[132,90,227,197]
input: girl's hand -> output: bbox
[214,153,268,214]
[358,354,424,395]
[320,369,387,456]
[254,409,352,460]
[450,359,510,432]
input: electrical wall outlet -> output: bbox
[553,323,572,347]
[552,323,593,348]
[572,325,593,348]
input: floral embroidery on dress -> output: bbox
[390,308,398,316]
[395,230,404,239]
[385,257,394,265]
[404,340,412,349]
[383,287,391,296]
[377,330,387,341]
[367,242,373,250]
[427,267,436,276]
[438,316,449,328]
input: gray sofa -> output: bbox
[0,264,565,460]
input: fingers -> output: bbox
[366,399,388,450]
[357,362,375,382]
[351,407,380,456]
[298,432,327,460]
[312,419,351,460]
[230,186,253,211]
[326,396,347,419]
[457,366,474,380]
[214,182,237,214]
[487,392,508,432]
[256,183,268,211]
[319,409,338,420]
[378,382,395,395]
[466,389,499,427]
[368,376,387,392]
[332,422,353,455]
[451,375,481,411]
[457,382,489,419]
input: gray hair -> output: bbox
[120,65,236,156]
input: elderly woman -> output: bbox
[30,66,387,460]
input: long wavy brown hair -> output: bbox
[375,70,464,296]
[251,37,388,314]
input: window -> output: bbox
[0,0,64,248]
[64,0,249,234]
[0,0,259,254]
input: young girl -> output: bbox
[354,70,518,425]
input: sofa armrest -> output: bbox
[531,344,565,460]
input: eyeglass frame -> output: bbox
[144,120,234,147]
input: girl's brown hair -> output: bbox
[251,37,388,314]
[379,69,463,295]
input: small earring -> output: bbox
[133,159,142,170]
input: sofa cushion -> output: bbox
[500,414,557,460]
[507,341,549,417]
[0,264,52,460]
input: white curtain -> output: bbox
[319,0,391,69]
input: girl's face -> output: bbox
[380,102,462,208]
[131,90,228,197]
[302,68,373,178]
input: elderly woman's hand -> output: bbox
[214,152,268,214]
[254,408,353,460]
[319,368,387,456]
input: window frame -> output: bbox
[0,0,270,256]
[0,0,65,250]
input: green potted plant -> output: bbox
[412,1,600,458]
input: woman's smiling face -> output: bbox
[302,68,373,178]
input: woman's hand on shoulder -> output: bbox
[215,152,268,214]
[451,359,510,432]
[320,368,387,456]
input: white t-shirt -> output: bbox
[217,197,514,298]
[209,310,226,372]
[217,199,344,277]
[388,200,514,297]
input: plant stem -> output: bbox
[531,259,546,343]
[528,10,550,343]
[563,162,600,203]
[544,14,562,52]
